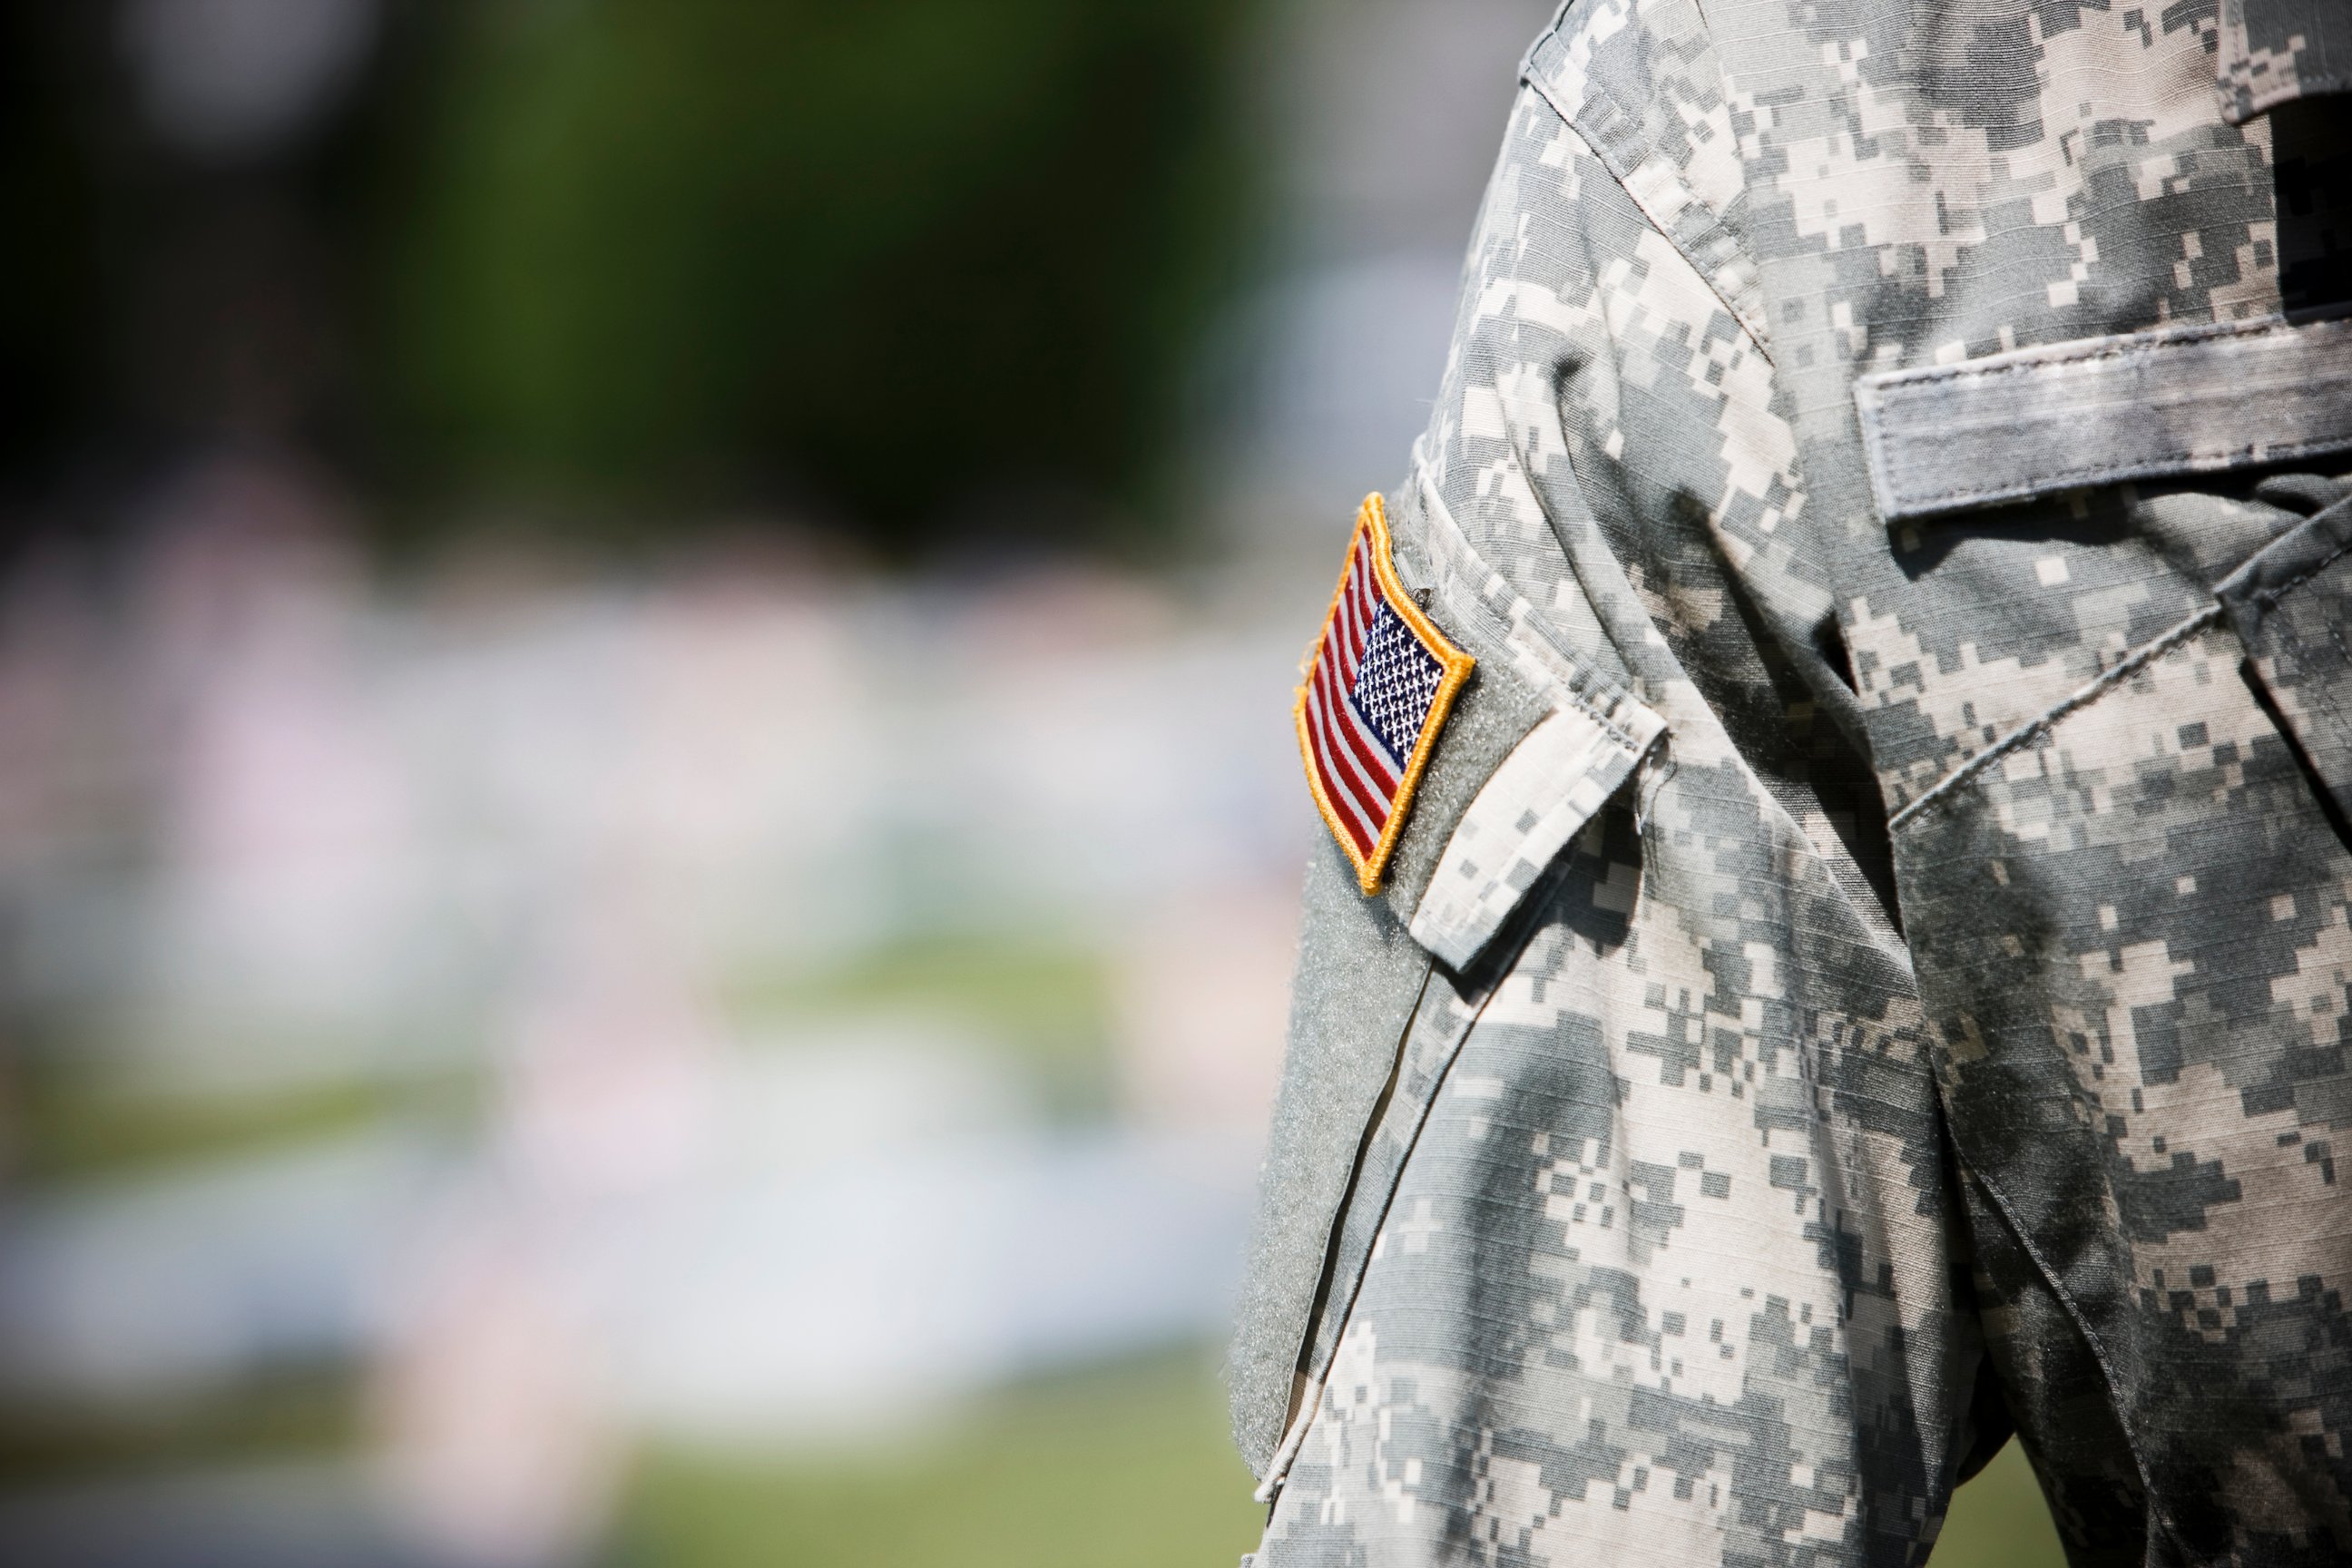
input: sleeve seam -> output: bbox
[1517,63,1772,360]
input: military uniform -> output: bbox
[1232,2,2352,1563]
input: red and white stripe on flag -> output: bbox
[1295,494,1475,894]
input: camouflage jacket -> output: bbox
[1232,2,2352,1563]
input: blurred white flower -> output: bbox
[119,0,379,160]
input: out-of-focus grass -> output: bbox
[0,1366,360,1486]
[3,1055,482,1183]
[1935,1440,2067,1568]
[612,1351,2068,1568]
[726,934,1117,1116]
[609,1351,1264,1568]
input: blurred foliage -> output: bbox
[5,1054,481,1184]
[373,0,1258,554]
[0,1365,359,1488]
[611,1351,1264,1568]
[1936,1441,2067,1568]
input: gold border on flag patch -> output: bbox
[1294,493,1475,895]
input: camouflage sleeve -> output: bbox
[2219,0,2352,123]
[1230,6,1991,1564]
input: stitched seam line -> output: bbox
[1889,603,2223,832]
[1953,1144,2181,1555]
[2255,533,2352,744]
[2247,533,2352,613]
[1863,311,2351,395]
[1428,556,1644,748]
[2238,70,2352,121]
[1442,573,1651,750]
[1877,428,2352,513]
[1257,958,1500,1504]
[1412,466,1661,755]
[2282,639,2352,758]
[2231,521,2352,750]
[1517,66,1772,364]
[1254,952,1432,1498]
[1513,5,1569,83]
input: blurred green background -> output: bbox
[369,0,1250,549]
[2,0,1252,554]
[0,2,2067,1565]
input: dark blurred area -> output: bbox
[1,0,1250,558]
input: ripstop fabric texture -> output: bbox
[1231,1,2352,1563]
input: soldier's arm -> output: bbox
[1230,7,1985,1563]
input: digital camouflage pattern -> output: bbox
[1231,0,2352,1563]
[2220,0,2352,122]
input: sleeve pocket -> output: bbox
[2219,493,2352,818]
[1230,485,1667,1478]
[1408,696,1664,969]
[2216,0,2352,123]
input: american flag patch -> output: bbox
[1296,494,1475,894]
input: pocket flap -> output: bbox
[2217,0,2352,122]
[1409,697,1664,970]
[1854,314,2352,522]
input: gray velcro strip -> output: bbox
[1854,312,2352,522]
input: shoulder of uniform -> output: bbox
[1521,0,1766,348]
